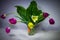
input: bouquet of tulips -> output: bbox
[15,0,55,35]
[0,1,55,35]
[0,0,55,35]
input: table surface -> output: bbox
[0,28,60,40]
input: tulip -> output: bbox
[28,22,34,29]
[31,15,38,22]
[43,12,49,18]
[49,18,55,24]
[0,14,6,19]
[9,18,17,24]
[5,27,10,33]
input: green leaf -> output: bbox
[15,16,28,24]
[15,6,26,19]
[37,13,45,23]
[38,10,42,15]
[26,1,38,16]
[15,6,29,24]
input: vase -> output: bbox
[28,27,36,35]
[27,24,39,35]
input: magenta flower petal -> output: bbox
[9,18,17,24]
[43,12,49,18]
[49,18,55,25]
[5,27,10,33]
[0,14,6,19]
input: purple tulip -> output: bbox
[49,18,55,25]
[43,12,49,18]
[5,27,10,33]
[9,18,17,24]
[0,14,6,19]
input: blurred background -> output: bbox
[0,0,60,40]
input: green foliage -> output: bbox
[15,6,28,24]
[15,0,45,25]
